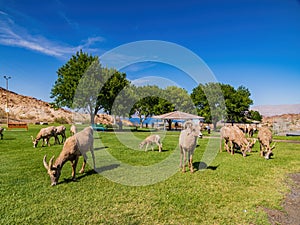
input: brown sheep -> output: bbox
[43,126,96,186]
[257,127,275,159]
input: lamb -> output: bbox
[43,126,96,186]
[0,127,4,140]
[70,124,77,136]
[139,134,162,152]
[31,126,58,148]
[257,127,275,159]
[55,125,66,144]
[179,121,202,173]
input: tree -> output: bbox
[129,85,174,127]
[191,83,254,130]
[163,86,196,114]
[96,68,129,115]
[51,51,129,124]
[222,85,253,123]
[51,50,97,108]
[247,110,262,122]
[191,83,226,130]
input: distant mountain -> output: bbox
[251,104,300,117]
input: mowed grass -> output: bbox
[0,125,300,225]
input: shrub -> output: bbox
[54,117,69,124]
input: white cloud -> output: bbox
[0,11,104,59]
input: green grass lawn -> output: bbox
[0,125,299,224]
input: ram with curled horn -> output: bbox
[43,126,96,186]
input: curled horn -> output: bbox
[49,156,55,169]
[271,143,276,150]
[183,121,193,130]
[43,155,49,170]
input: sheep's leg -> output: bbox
[179,146,183,169]
[56,135,61,145]
[90,145,96,170]
[260,143,264,157]
[225,140,230,153]
[182,150,187,173]
[79,154,87,174]
[188,152,194,173]
[145,143,148,152]
[156,141,162,152]
[230,141,234,155]
[71,157,79,180]
[46,137,51,147]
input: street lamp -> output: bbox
[3,76,11,127]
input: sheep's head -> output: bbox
[31,136,38,148]
[139,141,145,149]
[264,143,276,160]
[43,155,61,186]
[187,125,202,138]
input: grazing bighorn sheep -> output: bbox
[0,127,4,140]
[220,125,252,157]
[31,126,58,148]
[43,126,96,186]
[70,124,77,136]
[139,134,162,152]
[258,127,275,159]
[179,121,202,173]
[55,125,66,144]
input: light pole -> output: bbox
[4,76,11,127]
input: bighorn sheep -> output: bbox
[43,126,96,186]
[55,125,66,144]
[32,126,58,148]
[139,134,162,152]
[258,127,275,159]
[70,124,77,136]
[0,127,4,140]
[220,125,252,157]
[179,121,202,173]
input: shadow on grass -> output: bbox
[193,161,219,171]
[94,146,108,151]
[59,164,120,185]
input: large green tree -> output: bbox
[51,51,129,124]
[191,82,226,130]
[191,83,254,130]
[51,50,97,108]
[222,85,253,123]
[163,86,196,114]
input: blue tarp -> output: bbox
[129,117,161,125]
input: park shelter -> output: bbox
[152,111,204,130]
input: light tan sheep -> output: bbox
[43,126,96,186]
[139,134,162,152]
[179,121,202,173]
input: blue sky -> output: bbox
[0,0,299,106]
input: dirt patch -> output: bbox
[264,173,300,225]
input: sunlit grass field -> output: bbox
[0,124,299,224]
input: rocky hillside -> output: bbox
[0,87,117,125]
[0,87,73,124]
